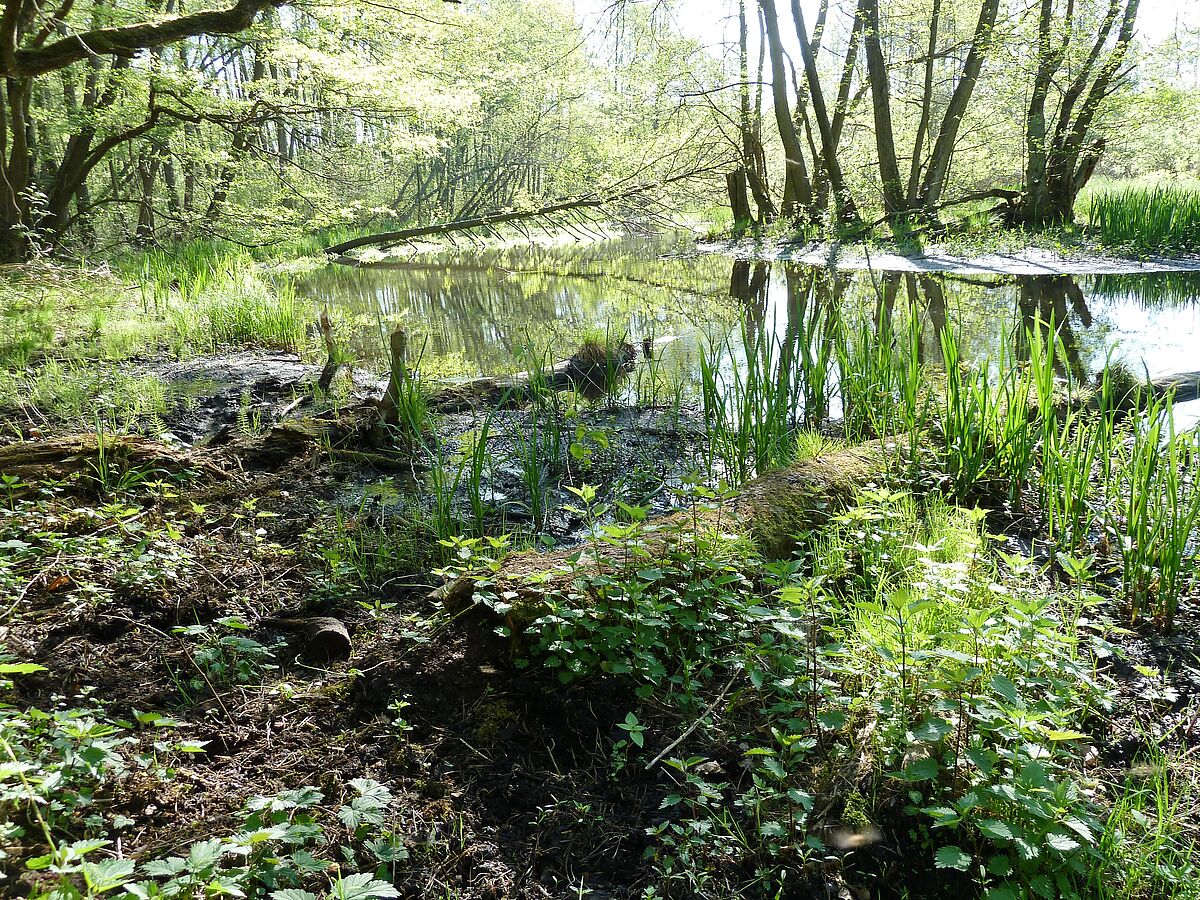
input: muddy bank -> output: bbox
[705,238,1200,276]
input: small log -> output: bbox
[376,326,410,427]
[427,340,637,413]
[264,616,352,662]
[1151,371,1200,404]
[432,442,891,627]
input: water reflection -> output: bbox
[295,241,1200,407]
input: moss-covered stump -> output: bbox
[433,442,892,630]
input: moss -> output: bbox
[470,697,517,744]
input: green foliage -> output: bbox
[171,618,278,693]
[1086,184,1200,252]
[491,482,1130,896]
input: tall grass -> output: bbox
[699,326,804,485]
[1104,392,1200,628]
[1086,184,1200,252]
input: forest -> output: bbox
[3,1,1200,899]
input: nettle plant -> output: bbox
[171,617,278,695]
[492,486,1118,898]
[2,705,406,900]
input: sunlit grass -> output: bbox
[1083,182,1200,252]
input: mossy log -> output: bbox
[0,434,229,484]
[427,341,637,413]
[433,443,891,625]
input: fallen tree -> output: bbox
[0,433,229,485]
[433,442,892,628]
[427,339,638,412]
[323,168,720,257]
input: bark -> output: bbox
[726,168,753,226]
[790,0,856,222]
[860,0,905,223]
[433,443,893,628]
[0,433,228,484]
[918,0,1000,209]
[1018,0,1139,226]
[758,0,815,221]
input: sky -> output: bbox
[575,0,1200,57]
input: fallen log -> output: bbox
[323,168,719,257]
[427,340,638,413]
[433,442,891,627]
[1151,371,1200,404]
[0,434,229,485]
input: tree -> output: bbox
[1017,0,1142,225]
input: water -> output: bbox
[294,237,1200,417]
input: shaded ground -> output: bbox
[4,352,1200,899]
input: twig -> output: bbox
[647,672,739,769]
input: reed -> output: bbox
[698,325,800,485]
[1087,184,1200,252]
[1105,392,1200,628]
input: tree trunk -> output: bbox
[758,0,815,222]
[860,0,905,225]
[726,168,753,227]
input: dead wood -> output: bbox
[427,341,637,413]
[264,616,352,662]
[0,433,229,484]
[432,442,891,626]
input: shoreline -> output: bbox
[702,238,1200,276]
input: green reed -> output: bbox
[699,325,802,486]
[1087,184,1200,252]
[1104,393,1200,628]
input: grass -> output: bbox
[1085,183,1200,253]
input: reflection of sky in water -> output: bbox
[300,241,1200,427]
[1093,300,1200,380]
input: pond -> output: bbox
[295,237,1200,427]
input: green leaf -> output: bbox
[989,674,1020,705]
[349,778,392,807]
[1046,830,1081,853]
[1041,729,1088,742]
[817,711,847,731]
[0,663,46,675]
[978,819,1014,841]
[896,756,939,781]
[270,891,319,900]
[911,716,952,743]
[81,858,135,893]
[185,839,224,873]
[329,873,400,900]
[934,845,971,871]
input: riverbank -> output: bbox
[704,236,1200,276]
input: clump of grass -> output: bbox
[1086,184,1200,253]
[169,259,307,355]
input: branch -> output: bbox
[324,167,722,257]
[9,0,459,76]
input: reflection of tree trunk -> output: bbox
[917,275,948,365]
[874,274,900,330]
[1016,276,1089,384]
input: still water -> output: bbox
[295,237,1200,422]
